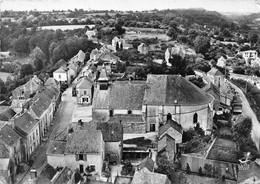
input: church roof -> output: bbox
[207,68,224,76]
[143,75,213,106]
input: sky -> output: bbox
[1,0,260,13]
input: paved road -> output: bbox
[229,81,260,151]
[18,85,77,184]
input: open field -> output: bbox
[39,25,87,31]
[0,72,13,82]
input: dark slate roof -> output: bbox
[144,75,213,106]
[65,130,102,154]
[0,142,9,158]
[30,92,52,118]
[207,68,224,76]
[132,169,169,184]
[137,157,154,172]
[0,124,21,147]
[109,81,146,110]
[93,81,146,110]
[76,77,93,89]
[159,119,183,136]
[96,122,123,142]
[47,140,66,155]
[0,108,16,121]
[238,160,260,183]
[14,112,38,135]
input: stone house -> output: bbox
[92,80,147,133]
[241,50,258,65]
[44,77,60,90]
[42,85,61,112]
[27,91,54,141]
[219,82,233,108]
[158,118,183,160]
[47,129,105,178]
[207,68,225,88]
[138,43,149,55]
[0,147,14,184]
[53,66,69,84]
[76,77,94,105]
[96,122,123,164]
[143,75,214,133]
[0,124,22,171]
[14,112,40,161]
[165,45,196,65]
[112,37,125,51]
[12,75,43,100]
[86,29,98,39]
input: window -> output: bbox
[109,110,114,117]
[150,124,155,132]
[90,165,95,172]
[59,75,61,79]
[82,97,89,103]
[127,110,132,114]
[84,91,87,95]
[79,165,84,173]
[36,129,38,136]
[33,132,35,140]
[79,154,84,160]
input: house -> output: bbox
[131,168,171,184]
[220,82,234,108]
[53,66,69,84]
[0,108,16,124]
[112,37,125,51]
[138,43,149,55]
[92,80,147,133]
[0,124,22,170]
[238,159,260,184]
[202,81,221,111]
[165,45,196,65]
[241,50,258,65]
[136,156,154,172]
[86,29,98,39]
[10,99,31,114]
[207,68,225,88]
[67,62,78,81]
[96,122,123,164]
[14,112,40,161]
[232,95,243,114]
[143,75,214,133]
[12,75,43,100]
[217,56,226,68]
[0,146,14,184]
[47,129,105,178]
[76,76,94,105]
[27,91,54,140]
[44,77,60,91]
[158,117,183,160]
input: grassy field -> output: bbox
[39,25,87,31]
[0,72,13,82]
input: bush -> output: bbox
[121,161,133,176]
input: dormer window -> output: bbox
[127,110,132,115]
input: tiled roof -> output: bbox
[0,142,9,158]
[96,122,123,142]
[0,124,20,147]
[109,81,146,110]
[132,169,169,184]
[14,112,38,135]
[207,68,224,76]
[30,91,52,118]
[54,66,67,74]
[76,77,93,89]
[238,160,260,183]
[137,157,154,172]
[159,119,183,136]
[93,81,146,110]
[47,140,66,155]
[0,108,16,121]
[144,75,213,105]
[44,78,60,88]
[65,130,102,154]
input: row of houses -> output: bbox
[53,50,85,85]
[0,76,61,184]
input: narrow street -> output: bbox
[17,84,77,184]
[229,81,260,151]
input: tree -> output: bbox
[168,55,188,76]
[198,166,203,176]
[204,163,212,176]
[193,36,210,56]
[20,64,34,78]
[30,47,46,71]
[234,117,252,140]
[12,36,30,55]
[249,33,258,44]
[156,155,175,177]
[186,163,191,174]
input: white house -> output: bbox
[53,66,68,84]
[207,68,225,88]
